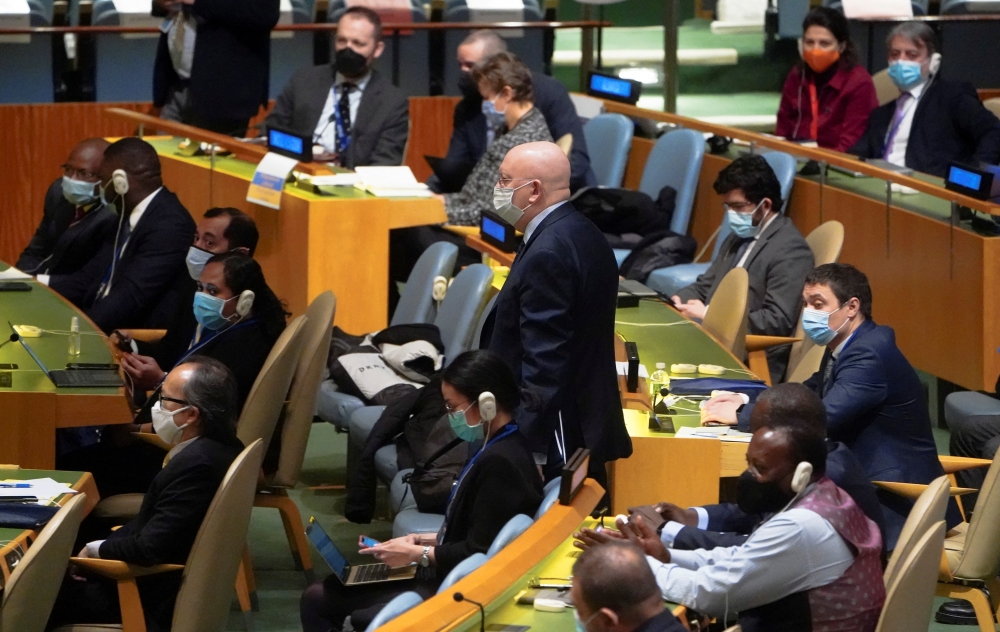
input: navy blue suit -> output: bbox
[432,73,596,193]
[485,202,630,479]
[672,441,887,553]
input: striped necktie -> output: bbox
[882,92,912,160]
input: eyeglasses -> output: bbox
[496,176,530,188]
[444,401,475,414]
[722,201,759,213]
[158,393,190,409]
[61,165,99,181]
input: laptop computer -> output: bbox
[306,517,417,586]
[9,322,123,388]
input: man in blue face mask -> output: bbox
[849,21,1000,177]
[671,155,814,383]
[15,138,117,288]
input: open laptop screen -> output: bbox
[306,519,348,577]
[8,321,49,375]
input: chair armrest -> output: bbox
[131,432,171,452]
[939,455,992,474]
[744,335,801,352]
[70,557,184,579]
[121,329,167,343]
[873,481,976,499]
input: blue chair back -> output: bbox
[486,514,534,558]
[637,129,705,235]
[434,264,494,364]
[471,293,498,351]
[762,151,797,213]
[366,591,424,630]
[392,242,459,326]
[583,114,633,188]
[534,483,561,519]
[437,553,488,593]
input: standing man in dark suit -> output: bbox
[428,29,595,193]
[486,141,630,492]
[152,0,280,136]
[671,155,814,383]
[850,21,1000,178]
[703,264,960,549]
[264,6,409,168]
[17,138,116,284]
[48,138,195,332]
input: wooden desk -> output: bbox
[0,269,131,469]
[145,137,447,331]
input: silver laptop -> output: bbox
[306,517,416,585]
[9,322,122,388]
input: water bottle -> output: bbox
[68,316,81,356]
[649,362,668,399]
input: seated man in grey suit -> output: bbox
[263,6,408,169]
[671,155,814,383]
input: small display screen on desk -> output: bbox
[480,211,518,252]
[587,71,642,105]
[482,215,506,242]
[269,129,304,155]
[949,165,983,191]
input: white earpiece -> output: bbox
[797,38,804,58]
[929,52,942,76]
[791,461,814,494]
[478,391,497,423]
[431,276,448,302]
[235,290,255,317]
[111,169,129,196]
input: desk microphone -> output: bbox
[453,592,485,632]
[0,332,19,351]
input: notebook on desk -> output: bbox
[9,322,123,388]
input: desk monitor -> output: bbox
[267,126,313,163]
[587,71,642,105]
[945,162,1000,200]
[480,210,518,253]
[559,448,591,505]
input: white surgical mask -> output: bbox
[493,181,534,227]
[151,401,192,445]
[186,246,214,281]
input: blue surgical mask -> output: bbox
[61,176,99,207]
[801,305,848,345]
[99,181,122,215]
[726,199,765,239]
[482,98,506,128]
[186,246,214,281]
[192,292,237,330]
[575,610,599,632]
[448,404,484,443]
[887,60,925,92]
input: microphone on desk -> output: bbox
[0,332,19,351]
[453,592,485,632]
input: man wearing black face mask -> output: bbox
[264,6,409,168]
[576,423,885,632]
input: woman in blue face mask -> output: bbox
[300,350,545,632]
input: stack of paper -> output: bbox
[0,267,30,280]
[354,166,432,198]
[0,478,78,503]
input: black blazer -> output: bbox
[263,67,409,168]
[432,73,595,193]
[16,179,117,278]
[98,435,244,630]
[152,0,279,123]
[486,203,631,466]
[50,188,195,332]
[135,276,199,371]
[434,426,542,576]
[849,78,1000,177]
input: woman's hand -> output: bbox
[359,536,425,569]
[119,353,167,392]
[573,526,626,551]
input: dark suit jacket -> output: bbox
[849,78,1000,178]
[264,67,409,168]
[50,188,195,333]
[98,435,243,631]
[672,441,887,552]
[16,178,117,278]
[153,0,279,123]
[486,202,631,466]
[431,73,595,193]
[135,276,198,370]
[676,213,814,383]
[434,426,542,576]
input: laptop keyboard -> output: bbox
[50,370,123,387]
[354,563,392,583]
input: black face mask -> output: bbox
[458,71,481,100]
[736,470,793,516]
[335,47,369,79]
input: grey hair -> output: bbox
[886,21,936,55]
[461,29,508,57]
[177,355,239,441]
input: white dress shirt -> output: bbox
[647,507,854,617]
[164,12,197,80]
[660,506,710,547]
[734,211,778,268]
[99,187,162,298]
[884,81,927,167]
[313,72,371,154]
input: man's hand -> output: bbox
[573,527,626,551]
[655,502,698,527]
[359,537,424,568]
[674,299,707,322]
[618,514,670,563]
[119,353,167,392]
[701,393,742,426]
[68,545,90,581]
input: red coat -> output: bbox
[775,62,878,153]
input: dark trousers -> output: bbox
[388,226,482,318]
[948,409,1000,509]
[47,575,121,629]
[300,575,436,632]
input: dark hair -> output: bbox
[203,207,260,255]
[340,6,382,43]
[805,263,873,319]
[764,424,828,477]
[471,51,534,103]
[573,541,661,623]
[461,29,508,57]
[751,383,828,436]
[206,252,289,344]
[802,7,859,69]
[441,350,520,415]
[713,155,783,211]
[177,355,240,444]
[887,21,936,56]
[103,137,162,184]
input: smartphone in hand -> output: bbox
[360,536,380,548]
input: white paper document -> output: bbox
[247,152,300,209]
[615,362,649,378]
[841,0,913,19]
[0,267,31,280]
[354,166,431,198]
[0,478,79,502]
[112,0,163,30]
[674,426,753,442]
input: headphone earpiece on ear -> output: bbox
[478,391,497,423]
[235,290,255,318]
[791,461,814,494]
[797,38,804,58]
[111,169,129,196]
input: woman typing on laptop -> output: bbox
[300,350,544,632]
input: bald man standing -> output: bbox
[16,139,117,284]
[485,142,630,496]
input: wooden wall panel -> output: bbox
[622,136,653,191]
[403,96,460,182]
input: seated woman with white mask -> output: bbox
[300,350,544,632]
